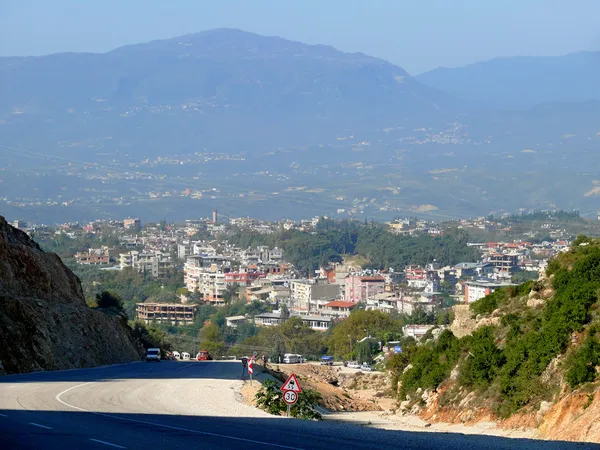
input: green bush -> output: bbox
[255,380,322,420]
[95,290,124,311]
[391,241,600,418]
[565,330,600,388]
[460,326,504,388]
[470,288,509,316]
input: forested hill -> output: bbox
[388,235,600,429]
[225,219,479,273]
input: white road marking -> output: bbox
[56,383,303,450]
[55,382,96,411]
[90,438,127,448]
[29,422,53,430]
[0,413,7,417]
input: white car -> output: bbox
[360,364,374,372]
[347,361,361,369]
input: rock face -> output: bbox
[0,216,142,375]
[450,305,500,338]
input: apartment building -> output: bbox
[119,250,174,278]
[136,303,198,324]
[464,280,516,303]
[344,275,385,303]
[487,253,520,275]
[291,279,341,312]
[123,218,141,229]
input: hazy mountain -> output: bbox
[0,29,454,158]
[1,30,599,223]
[416,51,600,110]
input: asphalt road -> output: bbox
[0,361,597,450]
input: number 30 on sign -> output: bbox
[283,390,298,405]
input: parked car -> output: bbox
[181,352,191,361]
[320,356,334,366]
[360,364,374,372]
[146,348,161,363]
[196,350,213,361]
[347,361,361,369]
[172,351,181,360]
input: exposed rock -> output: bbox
[527,298,545,308]
[0,216,143,375]
[450,305,500,338]
[537,400,553,425]
[539,389,600,443]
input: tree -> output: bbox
[329,310,401,358]
[199,323,225,356]
[95,290,124,311]
[223,283,240,304]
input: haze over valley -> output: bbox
[1,29,599,223]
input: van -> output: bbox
[146,348,161,362]
[172,351,181,360]
[283,353,302,364]
[181,352,190,361]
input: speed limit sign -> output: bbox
[283,390,298,405]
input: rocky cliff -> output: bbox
[0,216,143,375]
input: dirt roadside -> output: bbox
[237,363,538,440]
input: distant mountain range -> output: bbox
[1,29,599,223]
[0,28,455,158]
[416,51,600,110]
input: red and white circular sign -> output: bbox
[283,390,298,405]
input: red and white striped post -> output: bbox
[248,357,254,386]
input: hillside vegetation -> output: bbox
[226,219,479,273]
[389,235,600,420]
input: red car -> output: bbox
[196,350,213,361]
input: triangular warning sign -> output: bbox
[281,373,302,393]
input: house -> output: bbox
[402,324,435,339]
[319,300,355,318]
[299,315,332,331]
[254,312,285,327]
[226,316,247,328]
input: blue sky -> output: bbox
[1,0,599,74]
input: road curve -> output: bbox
[0,361,596,450]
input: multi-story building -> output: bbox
[123,218,141,229]
[487,253,520,275]
[136,303,198,325]
[183,255,230,293]
[177,242,192,260]
[119,251,173,278]
[319,300,355,318]
[344,275,386,303]
[75,249,110,265]
[224,270,267,286]
[464,280,516,304]
[291,279,340,312]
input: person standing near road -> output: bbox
[262,354,267,369]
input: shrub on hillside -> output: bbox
[564,328,600,388]
[95,290,124,311]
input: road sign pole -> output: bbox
[286,404,291,417]
[250,372,253,386]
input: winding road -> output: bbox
[0,361,596,449]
